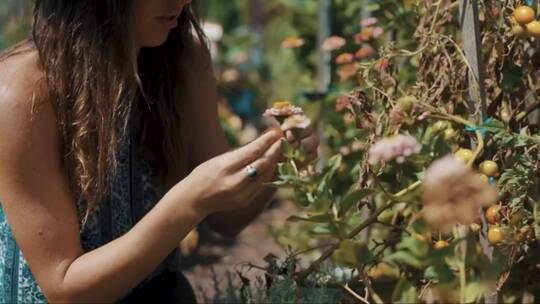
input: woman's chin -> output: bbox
[140,34,170,48]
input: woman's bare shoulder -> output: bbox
[0,47,46,104]
[0,46,50,117]
[0,48,59,160]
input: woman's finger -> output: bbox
[227,129,283,170]
[285,126,314,142]
[235,139,282,184]
[300,135,320,154]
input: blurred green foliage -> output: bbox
[0,0,31,50]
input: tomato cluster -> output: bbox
[483,203,534,246]
[512,5,540,38]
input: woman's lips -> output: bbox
[156,15,178,29]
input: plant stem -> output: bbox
[468,130,484,168]
[342,284,369,304]
[392,180,422,198]
[296,201,393,283]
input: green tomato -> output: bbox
[397,96,417,112]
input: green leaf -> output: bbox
[465,282,486,303]
[338,189,374,217]
[397,236,430,259]
[385,251,424,269]
[310,224,338,235]
[332,239,373,268]
[278,162,296,176]
[424,264,455,283]
[391,278,418,304]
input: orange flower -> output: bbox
[355,46,375,59]
[337,64,359,82]
[263,101,304,118]
[355,27,384,43]
[281,36,305,49]
[335,53,355,64]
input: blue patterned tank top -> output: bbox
[0,106,176,303]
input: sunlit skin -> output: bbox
[132,0,192,47]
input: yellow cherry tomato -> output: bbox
[455,148,473,163]
[488,227,506,245]
[514,6,536,26]
[478,174,489,183]
[434,240,449,250]
[485,205,501,225]
[444,128,457,140]
[479,160,499,177]
[527,20,540,38]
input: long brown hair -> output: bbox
[3,0,206,219]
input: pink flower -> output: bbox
[335,95,352,112]
[335,53,355,64]
[423,155,499,233]
[368,135,421,164]
[322,36,346,51]
[263,101,304,118]
[280,114,311,131]
[372,27,384,38]
[361,17,378,27]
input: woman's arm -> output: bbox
[0,53,207,302]
[176,39,279,237]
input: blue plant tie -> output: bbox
[527,0,534,6]
[489,176,496,186]
[465,117,493,138]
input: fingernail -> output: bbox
[264,127,284,139]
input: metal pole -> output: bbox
[317,0,332,93]
[459,1,496,303]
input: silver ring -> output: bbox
[245,165,258,178]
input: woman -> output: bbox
[0,0,319,302]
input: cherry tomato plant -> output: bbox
[262,1,540,303]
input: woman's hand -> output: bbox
[177,128,284,216]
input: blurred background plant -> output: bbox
[0,0,32,50]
